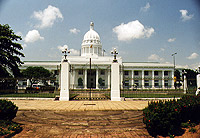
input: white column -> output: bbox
[27,79,31,87]
[96,69,99,89]
[152,70,155,89]
[142,70,144,89]
[108,69,110,89]
[171,70,175,89]
[121,70,123,89]
[71,69,75,89]
[131,70,134,89]
[48,80,51,85]
[196,74,200,95]
[111,63,121,101]
[184,74,187,94]
[162,70,165,89]
[60,61,70,101]
[84,69,87,89]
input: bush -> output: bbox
[181,122,189,128]
[0,120,22,136]
[189,127,197,133]
[143,95,200,137]
[0,99,18,121]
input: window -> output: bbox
[124,71,129,76]
[164,80,168,87]
[154,71,158,76]
[124,80,129,87]
[100,70,105,75]
[78,78,83,87]
[155,80,159,87]
[144,80,149,87]
[134,71,138,76]
[144,71,149,76]
[134,80,139,86]
[164,71,168,76]
[78,70,83,75]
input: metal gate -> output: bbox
[70,89,110,100]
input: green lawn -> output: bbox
[0,93,56,98]
[0,93,78,99]
[120,93,195,98]
[0,92,195,99]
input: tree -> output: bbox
[0,24,24,77]
[174,69,182,88]
[183,69,197,87]
[22,67,51,79]
[22,66,51,86]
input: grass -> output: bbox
[120,93,195,98]
[0,93,77,99]
[0,93,56,98]
[0,91,196,99]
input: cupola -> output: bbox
[81,22,102,56]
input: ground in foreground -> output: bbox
[12,110,200,138]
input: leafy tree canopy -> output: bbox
[183,69,197,86]
[0,24,24,77]
[22,66,51,79]
[183,69,198,79]
[174,69,181,80]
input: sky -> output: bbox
[0,0,200,69]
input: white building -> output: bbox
[20,22,175,90]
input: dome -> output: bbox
[82,22,100,43]
[81,22,102,57]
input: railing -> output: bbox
[0,78,197,99]
[0,78,59,98]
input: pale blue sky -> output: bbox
[0,0,200,69]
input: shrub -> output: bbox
[181,122,189,128]
[0,120,22,136]
[0,99,18,121]
[189,127,197,133]
[143,95,200,137]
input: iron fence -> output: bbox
[0,78,197,99]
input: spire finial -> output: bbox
[90,22,94,30]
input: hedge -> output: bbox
[143,95,200,137]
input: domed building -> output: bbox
[65,22,122,89]
[20,22,176,100]
[81,22,102,57]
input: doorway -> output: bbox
[87,69,96,88]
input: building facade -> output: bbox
[20,22,175,90]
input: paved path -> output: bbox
[9,100,152,137]
[11,100,149,111]
[13,110,151,138]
